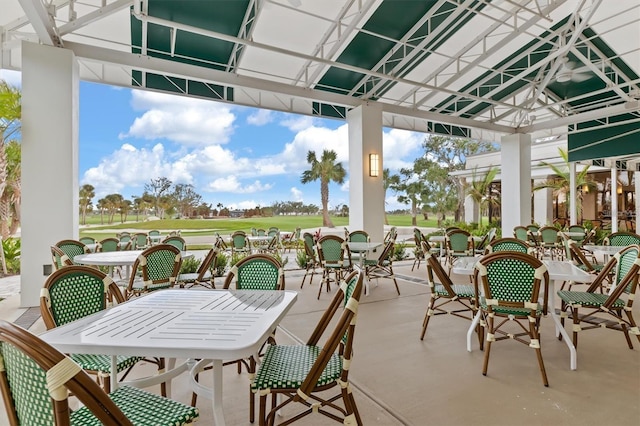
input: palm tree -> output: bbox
[301,150,346,228]
[465,166,499,226]
[0,81,21,239]
[79,184,95,225]
[534,148,594,222]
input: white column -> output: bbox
[611,168,618,233]
[569,162,577,225]
[635,171,640,228]
[500,133,531,236]
[464,195,477,224]
[533,180,553,225]
[347,102,384,242]
[21,42,79,306]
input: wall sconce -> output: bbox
[582,184,589,193]
[617,186,623,194]
[369,153,379,177]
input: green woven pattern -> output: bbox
[514,227,528,241]
[232,234,249,250]
[70,354,142,373]
[615,247,639,292]
[163,237,186,251]
[448,231,471,254]
[133,233,149,250]
[479,298,542,316]
[1,343,54,425]
[251,345,342,392]
[485,258,536,302]
[319,237,348,270]
[489,241,529,253]
[578,263,604,273]
[434,284,475,298]
[539,228,559,246]
[70,385,199,425]
[48,271,106,326]
[236,258,281,290]
[557,290,625,308]
[144,249,179,285]
[349,232,368,243]
[58,242,86,263]
[100,238,120,252]
[605,234,640,246]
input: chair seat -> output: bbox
[251,345,342,391]
[434,284,475,298]
[480,298,542,316]
[70,385,199,425]
[557,291,625,308]
[70,354,142,373]
[178,271,212,283]
[129,278,173,292]
[577,263,605,273]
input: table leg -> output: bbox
[548,280,577,370]
[466,311,482,352]
[211,359,225,426]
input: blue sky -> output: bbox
[1,69,426,211]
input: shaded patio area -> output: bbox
[1,254,638,425]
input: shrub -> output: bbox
[215,252,229,277]
[392,243,408,261]
[296,250,308,268]
[180,257,199,274]
[2,238,20,274]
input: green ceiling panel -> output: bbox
[312,102,347,119]
[568,114,640,162]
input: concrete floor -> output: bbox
[0,256,639,425]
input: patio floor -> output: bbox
[0,255,638,425]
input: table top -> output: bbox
[74,250,193,266]
[40,289,298,360]
[429,235,483,242]
[581,245,624,255]
[247,235,274,242]
[452,256,595,282]
[347,241,383,252]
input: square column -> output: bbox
[533,180,553,225]
[347,102,384,242]
[21,42,79,306]
[500,133,531,236]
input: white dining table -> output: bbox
[74,250,193,280]
[581,244,625,256]
[40,289,297,426]
[452,256,595,370]
[347,241,383,295]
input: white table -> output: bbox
[347,241,383,295]
[582,244,624,256]
[429,235,482,257]
[452,256,594,370]
[74,250,193,280]
[40,289,297,426]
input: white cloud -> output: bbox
[82,143,193,198]
[0,70,21,87]
[382,129,424,170]
[290,187,303,202]
[280,115,316,132]
[247,109,274,126]
[122,90,236,147]
[277,124,350,173]
[205,176,273,193]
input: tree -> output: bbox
[422,135,497,221]
[534,148,593,222]
[144,177,172,216]
[0,81,21,239]
[383,168,400,225]
[389,162,430,226]
[300,150,346,227]
[173,183,202,218]
[465,166,499,226]
[79,184,95,225]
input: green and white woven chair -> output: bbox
[316,235,352,299]
[0,320,198,426]
[178,248,218,289]
[40,266,167,395]
[420,250,478,343]
[473,251,550,386]
[252,268,364,426]
[230,231,251,257]
[364,239,400,295]
[603,231,640,246]
[161,235,187,251]
[301,232,321,288]
[131,232,150,250]
[484,237,533,255]
[538,226,562,259]
[55,239,89,266]
[50,246,74,270]
[513,226,529,242]
[558,245,640,350]
[445,228,474,275]
[124,244,182,300]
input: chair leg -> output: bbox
[420,296,436,340]
[571,306,580,348]
[530,321,549,387]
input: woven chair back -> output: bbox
[485,237,530,254]
[224,253,284,290]
[100,237,121,252]
[317,235,348,267]
[50,246,73,270]
[447,229,473,254]
[348,230,369,243]
[604,232,640,246]
[55,239,88,264]
[162,236,187,251]
[513,226,529,241]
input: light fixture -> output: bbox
[369,153,379,177]
[617,186,623,194]
[582,184,589,193]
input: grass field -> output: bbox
[80,214,446,240]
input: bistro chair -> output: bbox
[348,230,370,264]
[131,232,150,250]
[384,226,397,243]
[214,232,229,252]
[230,231,251,257]
[412,228,426,271]
[282,227,302,252]
[251,268,364,426]
[0,320,199,426]
[148,229,162,245]
[99,237,122,252]
[420,250,478,343]
[40,266,166,395]
[117,231,131,246]
[54,239,89,265]
[178,248,218,289]
[513,226,529,242]
[558,245,640,350]
[567,225,587,243]
[124,244,182,300]
[473,251,550,386]
[50,246,73,270]
[79,237,99,252]
[445,228,474,275]
[217,253,285,419]
[316,235,352,299]
[538,226,562,259]
[474,228,496,255]
[301,232,321,288]
[603,231,640,246]
[162,235,187,251]
[364,239,400,295]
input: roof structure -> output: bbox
[2,0,639,154]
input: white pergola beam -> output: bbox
[17,0,62,46]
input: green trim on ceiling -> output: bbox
[312,102,347,119]
[568,113,640,162]
[131,70,233,102]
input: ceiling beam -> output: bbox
[17,0,62,46]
